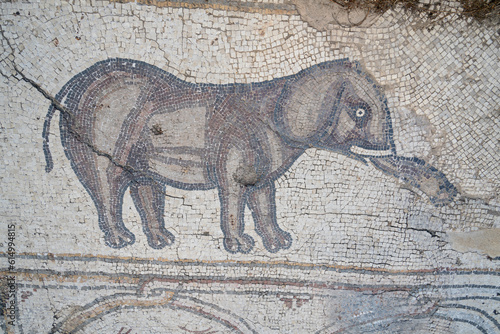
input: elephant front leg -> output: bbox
[247,182,292,253]
[130,181,175,249]
[370,155,457,206]
[218,183,255,254]
[215,146,256,253]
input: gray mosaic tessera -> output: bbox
[0,0,499,333]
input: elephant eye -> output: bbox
[356,108,366,118]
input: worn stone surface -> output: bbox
[0,0,499,333]
[292,0,381,30]
[448,228,500,257]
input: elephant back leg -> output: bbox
[63,131,136,248]
[61,73,153,248]
[100,162,136,247]
[129,180,175,249]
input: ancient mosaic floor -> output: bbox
[0,0,499,333]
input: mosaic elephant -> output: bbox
[42,58,457,253]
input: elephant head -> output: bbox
[275,60,457,206]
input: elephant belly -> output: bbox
[147,106,210,186]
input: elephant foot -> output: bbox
[146,227,175,249]
[104,229,135,248]
[262,229,292,253]
[223,234,255,254]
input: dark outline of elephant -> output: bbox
[42,58,457,253]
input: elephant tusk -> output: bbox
[350,145,393,157]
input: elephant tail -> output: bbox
[42,80,75,173]
[42,103,56,173]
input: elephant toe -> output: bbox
[147,228,175,249]
[224,234,255,253]
[223,238,239,253]
[238,234,255,253]
[105,230,135,249]
[263,230,292,253]
[279,231,293,250]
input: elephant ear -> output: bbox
[274,69,346,146]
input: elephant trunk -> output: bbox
[369,155,457,206]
